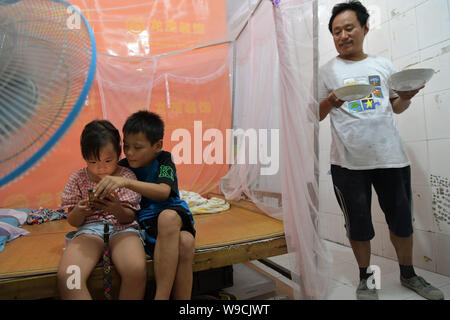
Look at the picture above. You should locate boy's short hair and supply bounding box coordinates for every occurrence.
[123,111,164,145]
[81,120,121,160]
[328,0,370,33]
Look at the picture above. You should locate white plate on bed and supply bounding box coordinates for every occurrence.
[333,84,375,102]
[388,68,434,91]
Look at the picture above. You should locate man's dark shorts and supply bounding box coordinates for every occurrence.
[331,165,413,241]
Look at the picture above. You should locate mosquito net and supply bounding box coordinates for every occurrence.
[0,0,332,299]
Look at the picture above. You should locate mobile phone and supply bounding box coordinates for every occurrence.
[88,189,95,202]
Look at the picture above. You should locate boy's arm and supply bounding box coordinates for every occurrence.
[95,176,171,201]
[122,178,171,201]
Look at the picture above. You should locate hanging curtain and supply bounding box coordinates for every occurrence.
[220,0,332,299]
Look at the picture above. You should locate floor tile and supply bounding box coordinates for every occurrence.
[413,267,450,288]
[246,241,450,300]
[325,282,357,300]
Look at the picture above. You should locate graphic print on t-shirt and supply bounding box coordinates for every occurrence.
[159,165,175,182]
[347,75,383,114]
[369,75,381,86]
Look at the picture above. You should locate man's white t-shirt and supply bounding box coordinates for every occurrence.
[319,55,410,170]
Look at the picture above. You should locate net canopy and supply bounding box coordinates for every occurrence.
[0,0,332,299]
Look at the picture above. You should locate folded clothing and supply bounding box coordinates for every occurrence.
[0,218,30,252]
[0,208,28,226]
[26,208,67,225]
[180,190,230,215]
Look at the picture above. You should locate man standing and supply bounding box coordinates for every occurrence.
[319,1,444,300]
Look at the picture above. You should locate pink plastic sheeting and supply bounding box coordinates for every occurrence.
[220,0,332,299]
[76,0,233,195]
[94,44,232,194]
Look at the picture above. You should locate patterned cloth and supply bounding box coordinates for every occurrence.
[26,208,67,225]
[61,167,141,231]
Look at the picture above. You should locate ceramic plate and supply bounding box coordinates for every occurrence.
[333,84,375,102]
[388,68,434,91]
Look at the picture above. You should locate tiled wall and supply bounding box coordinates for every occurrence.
[318,0,450,276]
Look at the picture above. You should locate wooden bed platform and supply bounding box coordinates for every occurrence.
[0,197,286,299]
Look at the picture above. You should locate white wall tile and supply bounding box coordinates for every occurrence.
[372,187,387,224]
[328,214,346,245]
[318,212,329,239]
[319,151,331,181]
[417,41,450,95]
[428,139,450,179]
[448,0,450,18]
[413,230,437,272]
[318,28,335,57]
[390,9,419,60]
[319,118,331,151]
[372,222,385,256]
[318,50,338,66]
[342,230,350,247]
[435,233,450,276]
[416,0,450,50]
[430,171,450,235]
[433,211,450,236]
[327,213,343,244]
[424,90,450,140]
[412,185,436,232]
[318,0,337,56]
[381,226,398,260]
[319,179,341,214]
[387,0,420,16]
[362,0,390,25]
[366,21,391,57]
[393,51,421,70]
[405,141,430,185]
[396,95,427,142]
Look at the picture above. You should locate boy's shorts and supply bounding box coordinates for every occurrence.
[331,165,414,241]
[66,221,146,246]
[139,206,196,257]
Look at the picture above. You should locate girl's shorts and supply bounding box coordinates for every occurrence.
[66,221,146,247]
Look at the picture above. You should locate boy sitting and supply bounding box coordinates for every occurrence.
[95,111,196,300]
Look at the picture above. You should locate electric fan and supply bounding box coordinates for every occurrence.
[0,0,96,187]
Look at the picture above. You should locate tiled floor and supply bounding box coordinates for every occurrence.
[250,240,450,300]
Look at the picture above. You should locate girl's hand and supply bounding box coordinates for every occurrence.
[76,199,95,217]
[92,192,123,217]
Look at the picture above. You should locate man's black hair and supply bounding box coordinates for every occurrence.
[81,120,121,160]
[328,0,370,33]
[123,111,164,145]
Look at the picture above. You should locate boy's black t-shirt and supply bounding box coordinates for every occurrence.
[118,150,192,221]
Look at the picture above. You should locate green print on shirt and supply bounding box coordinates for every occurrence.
[159,165,175,182]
